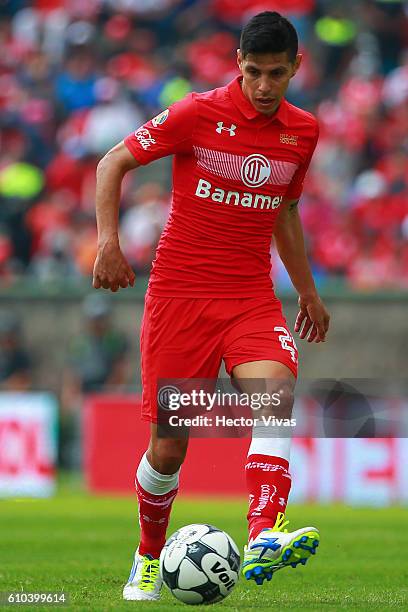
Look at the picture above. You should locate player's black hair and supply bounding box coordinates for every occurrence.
[240,11,298,63]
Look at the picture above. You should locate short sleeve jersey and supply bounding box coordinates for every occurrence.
[124,76,319,297]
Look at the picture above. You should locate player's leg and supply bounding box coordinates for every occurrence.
[223,297,319,585]
[235,360,295,539]
[234,360,319,584]
[136,424,188,560]
[124,294,223,600]
[123,425,189,601]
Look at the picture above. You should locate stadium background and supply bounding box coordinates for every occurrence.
[0,0,407,608]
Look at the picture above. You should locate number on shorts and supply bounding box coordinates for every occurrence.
[274,326,297,363]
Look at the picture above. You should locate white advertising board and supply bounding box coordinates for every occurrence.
[0,393,58,497]
[290,438,408,506]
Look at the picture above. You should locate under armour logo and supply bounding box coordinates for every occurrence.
[216,122,236,136]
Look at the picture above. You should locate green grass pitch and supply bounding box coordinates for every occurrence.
[1,478,407,611]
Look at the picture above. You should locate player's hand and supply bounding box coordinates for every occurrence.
[92,235,135,293]
[294,293,330,343]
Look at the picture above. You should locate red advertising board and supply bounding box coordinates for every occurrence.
[83,395,248,495]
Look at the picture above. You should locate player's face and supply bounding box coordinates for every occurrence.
[237,50,301,116]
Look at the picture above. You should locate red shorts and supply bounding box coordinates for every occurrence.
[140,293,298,422]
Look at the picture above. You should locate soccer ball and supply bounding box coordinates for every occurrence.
[160,524,240,605]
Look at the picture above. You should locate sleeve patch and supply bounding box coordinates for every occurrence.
[152,109,169,127]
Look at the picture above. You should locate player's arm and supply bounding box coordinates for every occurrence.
[93,142,138,292]
[273,199,330,343]
[93,95,196,293]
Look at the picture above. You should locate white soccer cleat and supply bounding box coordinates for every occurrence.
[123,548,163,601]
[242,512,320,585]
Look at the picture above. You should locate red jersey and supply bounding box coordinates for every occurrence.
[124,76,318,297]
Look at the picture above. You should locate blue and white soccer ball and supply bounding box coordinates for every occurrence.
[160,524,240,605]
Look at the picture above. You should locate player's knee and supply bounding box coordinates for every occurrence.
[260,383,294,418]
[148,437,188,474]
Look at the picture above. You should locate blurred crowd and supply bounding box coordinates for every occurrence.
[0,0,408,290]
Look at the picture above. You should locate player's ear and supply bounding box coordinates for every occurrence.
[237,49,243,70]
[291,53,302,77]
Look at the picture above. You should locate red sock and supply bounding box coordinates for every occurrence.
[135,477,178,558]
[245,453,292,541]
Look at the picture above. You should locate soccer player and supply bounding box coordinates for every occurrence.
[93,11,330,601]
